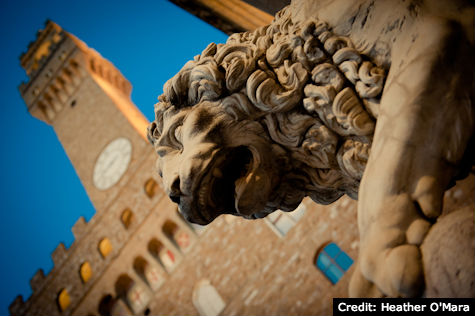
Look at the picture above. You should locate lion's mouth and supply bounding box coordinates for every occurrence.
[195,146,253,223]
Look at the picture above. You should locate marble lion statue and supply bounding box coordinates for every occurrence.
[148,0,474,297]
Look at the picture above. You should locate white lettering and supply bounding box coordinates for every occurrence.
[338,302,377,312]
[440,303,471,312]
[381,303,391,311]
[338,302,347,312]
[443,303,452,311]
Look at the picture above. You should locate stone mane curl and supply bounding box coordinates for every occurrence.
[148,6,387,202]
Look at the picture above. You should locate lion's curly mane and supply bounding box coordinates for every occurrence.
[148,6,387,204]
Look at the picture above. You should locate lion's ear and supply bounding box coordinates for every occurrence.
[147,121,160,145]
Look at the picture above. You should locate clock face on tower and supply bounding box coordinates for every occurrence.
[93,137,132,190]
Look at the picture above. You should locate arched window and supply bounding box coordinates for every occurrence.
[147,238,163,258]
[162,220,192,252]
[127,283,151,313]
[98,294,114,316]
[147,238,177,272]
[98,237,113,258]
[57,288,71,312]
[98,294,132,316]
[115,274,133,293]
[133,256,164,291]
[192,280,226,316]
[80,261,93,283]
[115,274,151,314]
[315,242,354,284]
[62,67,74,82]
[69,59,79,71]
[115,274,134,299]
[160,246,176,271]
[144,178,159,198]
[121,208,134,229]
[264,202,306,237]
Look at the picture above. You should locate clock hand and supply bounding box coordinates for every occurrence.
[104,155,119,172]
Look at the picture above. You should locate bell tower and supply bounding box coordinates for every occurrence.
[19,20,151,212]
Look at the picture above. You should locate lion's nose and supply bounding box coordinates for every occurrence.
[168,177,181,204]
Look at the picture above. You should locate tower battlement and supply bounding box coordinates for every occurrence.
[9,217,91,315]
[19,21,134,126]
[30,269,46,292]
[9,295,25,316]
[19,20,64,79]
[72,216,88,239]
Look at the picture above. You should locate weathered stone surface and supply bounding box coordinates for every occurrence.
[422,207,475,298]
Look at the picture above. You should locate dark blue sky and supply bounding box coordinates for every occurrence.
[0,1,227,314]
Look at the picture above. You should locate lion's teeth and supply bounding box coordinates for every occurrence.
[213,168,223,178]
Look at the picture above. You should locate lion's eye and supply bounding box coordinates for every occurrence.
[156,146,173,157]
[156,120,183,152]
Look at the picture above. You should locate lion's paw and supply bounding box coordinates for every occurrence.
[354,193,435,297]
[349,261,384,297]
[352,237,426,297]
[376,244,424,297]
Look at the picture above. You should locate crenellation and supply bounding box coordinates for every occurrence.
[49,33,63,53]
[20,24,77,96]
[51,242,68,267]
[72,216,87,240]
[21,22,65,78]
[18,82,27,94]
[30,268,46,292]
[8,295,26,316]
[19,44,89,125]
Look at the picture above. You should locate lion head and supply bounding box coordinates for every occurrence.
[148,7,386,225]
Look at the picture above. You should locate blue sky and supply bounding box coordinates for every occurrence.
[0,1,227,314]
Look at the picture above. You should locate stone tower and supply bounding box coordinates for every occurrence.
[9,20,366,316]
[18,20,150,212]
